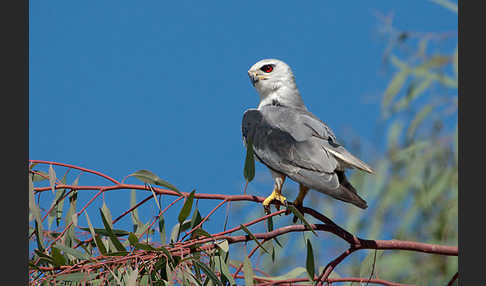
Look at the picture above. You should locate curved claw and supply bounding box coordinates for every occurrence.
[262,190,287,212]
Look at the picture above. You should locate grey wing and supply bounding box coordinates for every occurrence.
[242,107,367,207]
[265,106,374,174]
[242,107,340,189]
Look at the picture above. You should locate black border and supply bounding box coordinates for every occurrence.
[2,0,28,283]
[458,0,478,285]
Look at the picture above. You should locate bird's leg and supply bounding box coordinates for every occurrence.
[291,184,309,223]
[262,175,287,213]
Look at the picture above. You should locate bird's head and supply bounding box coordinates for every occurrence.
[248,59,296,95]
[248,59,305,109]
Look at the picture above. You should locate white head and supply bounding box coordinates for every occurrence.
[247,59,307,110]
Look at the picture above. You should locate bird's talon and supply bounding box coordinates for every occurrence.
[262,191,287,212]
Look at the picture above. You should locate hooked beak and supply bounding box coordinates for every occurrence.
[248,70,265,87]
[248,70,258,86]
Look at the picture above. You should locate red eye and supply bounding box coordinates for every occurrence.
[260,64,273,73]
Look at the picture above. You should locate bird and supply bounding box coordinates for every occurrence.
[242,58,374,215]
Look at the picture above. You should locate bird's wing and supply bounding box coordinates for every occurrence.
[265,106,375,174]
[242,107,339,184]
[242,107,369,207]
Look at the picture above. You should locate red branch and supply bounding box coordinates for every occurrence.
[28,161,458,286]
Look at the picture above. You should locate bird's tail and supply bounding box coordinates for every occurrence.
[334,171,367,209]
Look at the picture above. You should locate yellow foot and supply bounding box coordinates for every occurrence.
[262,191,287,212]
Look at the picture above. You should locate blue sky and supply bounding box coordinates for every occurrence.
[30,0,457,252]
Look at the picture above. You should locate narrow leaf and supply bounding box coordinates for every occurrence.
[128,232,139,246]
[305,239,315,281]
[126,268,139,286]
[193,261,223,286]
[287,205,317,236]
[130,190,142,233]
[56,272,98,283]
[51,247,67,266]
[48,164,56,194]
[382,69,409,109]
[429,0,458,13]
[99,208,126,252]
[267,216,282,247]
[32,170,48,182]
[128,170,182,195]
[190,208,203,229]
[78,227,129,237]
[85,210,107,255]
[159,215,166,244]
[243,138,255,182]
[148,184,161,211]
[178,190,196,224]
[55,244,90,260]
[254,267,307,281]
[240,224,269,254]
[243,256,255,286]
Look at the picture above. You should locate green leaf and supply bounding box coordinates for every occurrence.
[243,138,255,182]
[32,170,48,182]
[79,227,129,237]
[34,249,55,264]
[33,221,45,252]
[29,174,44,250]
[134,242,156,251]
[286,205,317,236]
[126,268,139,286]
[156,246,175,266]
[429,0,458,13]
[266,216,282,247]
[192,228,212,239]
[130,190,142,233]
[128,169,182,195]
[54,244,90,260]
[51,247,67,267]
[57,169,70,227]
[214,250,236,286]
[239,224,269,254]
[382,68,409,110]
[190,208,203,230]
[48,169,69,229]
[420,55,450,69]
[254,267,307,281]
[64,184,78,248]
[243,255,255,286]
[48,164,56,194]
[407,104,434,139]
[305,239,315,281]
[178,190,196,224]
[128,232,139,246]
[170,220,191,243]
[194,261,224,286]
[393,78,433,112]
[216,240,229,253]
[391,141,430,162]
[101,202,113,228]
[56,272,98,282]
[148,184,161,211]
[387,121,404,149]
[84,211,107,255]
[159,215,166,244]
[99,208,126,252]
